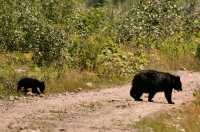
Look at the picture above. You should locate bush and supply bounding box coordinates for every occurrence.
[72,8,107,38]
[63,35,147,80]
[86,0,106,7]
[115,0,197,47]
[0,0,71,66]
[65,35,102,70]
[31,25,68,66]
[96,43,146,80]
[40,0,74,23]
[0,0,200,95]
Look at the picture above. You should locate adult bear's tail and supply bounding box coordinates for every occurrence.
[130,75,140,99]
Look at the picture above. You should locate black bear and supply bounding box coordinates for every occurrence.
[130,70,182,104]
[17,78,45,95]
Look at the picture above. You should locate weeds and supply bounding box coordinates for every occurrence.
[131,91,200,132]
[0,0,200,97]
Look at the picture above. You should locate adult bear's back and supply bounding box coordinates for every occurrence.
[132,70,174,90]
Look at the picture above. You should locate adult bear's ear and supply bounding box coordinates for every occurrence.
[41,81,45,85]
[176,76,180,79]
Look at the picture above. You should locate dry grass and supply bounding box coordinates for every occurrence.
[1,44,200,97]
[132,91,200,132]
[145,49,200,71]
[0,53,126,97]
[46,70,100,93]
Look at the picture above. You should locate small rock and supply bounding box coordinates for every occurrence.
[15,67,28,73]
[64,92,69,96]
[116,104,127,108]
[14,96,20,100]
[176,117,182,120]
[180,67,187,71]
[181,102,186,105]
[109,99,115,102]
[180,128,185,132]
[86,82,93,88]
[26,92,34,96]
[39,94,45,97]
[7,123,15,129]
[78,87,82,91]
[69,92,75,95]
[175,124,181,128]
[0,95,4,99]
[9,96,15,101]
[59,128,65,132]
[20,129,41,132]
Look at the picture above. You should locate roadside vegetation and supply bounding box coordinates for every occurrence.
[131,91,200,132]
[0,0,200,96]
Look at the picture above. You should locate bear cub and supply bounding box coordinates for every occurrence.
[17,78,45,95]
[130,70,182,104]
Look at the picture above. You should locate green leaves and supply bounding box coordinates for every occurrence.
[118,0,197,47]
[0,0,71,66]
[0,0,199,81]
[96,44,146,80]
[32,24,68,66]
[72,8,106,38]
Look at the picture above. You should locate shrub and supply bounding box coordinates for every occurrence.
[72,8,106,38]
[96,43,146,80]
[117,0,181,46]
[31,25,68,66]
[0,0,70,66]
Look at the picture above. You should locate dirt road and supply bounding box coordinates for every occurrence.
[0,71,200,132]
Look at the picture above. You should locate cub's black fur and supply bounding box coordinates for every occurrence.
[17,78,45,95]
[130,70,182,104]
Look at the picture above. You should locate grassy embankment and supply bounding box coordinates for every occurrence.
[131,91,200,132]
[0,0,200,97]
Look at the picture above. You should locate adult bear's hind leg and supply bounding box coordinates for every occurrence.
[23,87,28,95]
[148,91,156,102]
[130,86,143,101]
[134,90,143,101]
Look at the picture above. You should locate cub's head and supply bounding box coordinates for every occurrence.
[173,75,182,91]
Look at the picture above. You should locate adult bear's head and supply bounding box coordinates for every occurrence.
[173,75,182,91]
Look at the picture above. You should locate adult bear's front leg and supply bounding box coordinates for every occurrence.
[23,87,28,95]
[164,89,174,104]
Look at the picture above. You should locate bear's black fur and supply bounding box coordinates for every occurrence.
[17,78,45,95]
[130,70,182,104]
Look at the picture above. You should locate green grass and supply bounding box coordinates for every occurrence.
[1,34,200,97]
[145,49,200,71]
[131,91,200,132]
[145,34,200,71]
[133,118,180,132]
[0,53,128,97]
[1,45,200,98]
